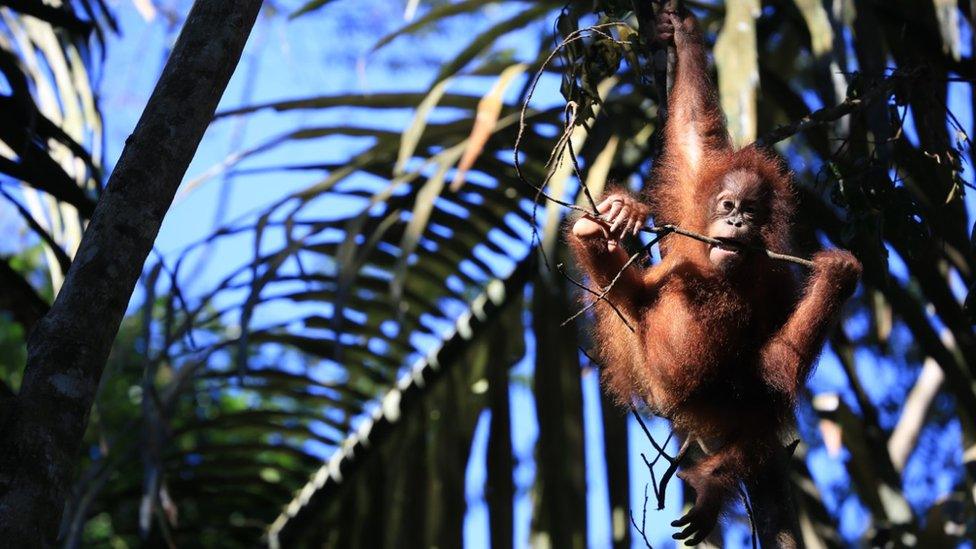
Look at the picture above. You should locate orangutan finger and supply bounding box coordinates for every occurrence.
[611,206,631,233]
[631,219,642,235]
[671,512,693,528]
[672,523,697,541]
[686,528,709,546]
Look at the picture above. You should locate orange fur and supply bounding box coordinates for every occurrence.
[567,7,861,544]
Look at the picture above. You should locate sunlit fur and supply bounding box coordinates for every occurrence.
[652,146,796,258]
[567,8,861,543]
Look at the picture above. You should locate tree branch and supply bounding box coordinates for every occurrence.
[0,0,264,543]
[557,263,635,332]
[641,224,816,268]
[754,75,900,147]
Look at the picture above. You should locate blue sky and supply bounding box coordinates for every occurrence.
[62,0,976,546]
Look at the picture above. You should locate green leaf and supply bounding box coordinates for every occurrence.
[430,4,552,86]
[216,92,481,118]
[289,0,341,20]
[395,77,455,175]
[391,142,468,302]
[370,0,491,52]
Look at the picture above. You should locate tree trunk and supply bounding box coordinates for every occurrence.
[531,274,588,549]
[600,396,630,549]
[746,450,803,549]
[486,322,515,549]
[0,0,263,544]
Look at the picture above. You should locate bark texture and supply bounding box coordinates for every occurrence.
[0,0,263,543]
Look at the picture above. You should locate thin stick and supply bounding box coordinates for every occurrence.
[631,407,691,509]
[564,102,599,215]
[631,407,675,463]
[655,437,690,510]
[642,224,817,269]
[564,202,817,268]
[516,24,905,282]
[630,484,655,549]
[557,263,635,332]
[561,232,668,327]
[513,23,629,207]
[754,75,900,147]
[560,219,814,330]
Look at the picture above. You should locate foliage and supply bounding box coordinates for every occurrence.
[0,0,107,311]
[0,0,973,547]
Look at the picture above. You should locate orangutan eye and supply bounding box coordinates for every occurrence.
[721,200,734,211]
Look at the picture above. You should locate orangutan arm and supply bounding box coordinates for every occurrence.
[762,250,862,396]
[568,189,660,320]
[657,8,731,178]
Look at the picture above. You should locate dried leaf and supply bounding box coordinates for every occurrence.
[450,63,527,191]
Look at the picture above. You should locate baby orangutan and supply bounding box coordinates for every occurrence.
[568,8,861,546]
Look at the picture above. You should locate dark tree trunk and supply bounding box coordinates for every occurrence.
[487,309,516,549]
[0,0,263,544]
[600,395,630,549]
[531,274,588,549]
[745,445,803,549]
